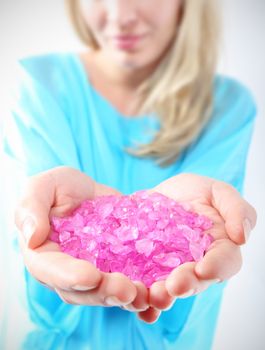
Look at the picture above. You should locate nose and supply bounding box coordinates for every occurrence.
[106,0,138,29]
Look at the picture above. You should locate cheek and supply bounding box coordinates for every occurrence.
[144,0,182,31]
[82,4,107,37]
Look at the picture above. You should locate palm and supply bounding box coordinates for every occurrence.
[153,173,228,242]
[18,167,142,310]
[17,168,255,324]
[137,173,245,323]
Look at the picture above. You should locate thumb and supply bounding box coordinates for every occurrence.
[15,173,55,249]
[94,183,122,197]
[15,197,52,249]
[211,181,257,245]
[15,177,122,249]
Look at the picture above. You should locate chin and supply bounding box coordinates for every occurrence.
[120,61,139,70]
[115,55,153,72]
[111,56,138,70]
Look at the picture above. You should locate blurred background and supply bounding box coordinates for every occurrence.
[0,1,264,349]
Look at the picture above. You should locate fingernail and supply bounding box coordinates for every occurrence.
[72,285,97,291]
[178,289,195,298]
[123,304,149,312]
[104,296,124,306]
[22,217,36,243]
[122,304,137,311]
[243,218,252,241]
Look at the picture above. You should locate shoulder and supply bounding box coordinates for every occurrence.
[19,51,79,76]
[3,52,76,96]
[3,52,88,120]
[16,52,82,94]
[213,75,257,122]
[2,53,80,129]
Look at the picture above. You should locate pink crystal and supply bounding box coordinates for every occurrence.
[135,239,154,257]
[50,191,214,287]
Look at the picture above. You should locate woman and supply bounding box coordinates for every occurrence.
[1,0,257,349]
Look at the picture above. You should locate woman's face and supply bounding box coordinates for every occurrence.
[80,0,183,70]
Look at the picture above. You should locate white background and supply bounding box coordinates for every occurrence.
[0,1,264,349]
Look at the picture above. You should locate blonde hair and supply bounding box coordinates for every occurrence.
[65,0,221,166]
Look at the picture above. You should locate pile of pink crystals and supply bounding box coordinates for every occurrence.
[50,191,213,287]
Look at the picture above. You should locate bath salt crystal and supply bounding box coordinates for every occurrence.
[50,190,214,287]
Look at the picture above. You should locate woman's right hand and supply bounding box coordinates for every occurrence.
[15,166,149,312]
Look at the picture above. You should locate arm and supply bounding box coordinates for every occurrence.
[3,62,149,321]
[180,76,257,195]
[145,77,257,315]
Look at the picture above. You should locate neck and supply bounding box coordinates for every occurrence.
[80,49,160,116]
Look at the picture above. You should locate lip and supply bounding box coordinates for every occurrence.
[111,34,144,50]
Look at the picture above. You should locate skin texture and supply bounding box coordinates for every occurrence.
[78,0,183,116]
[13,1,257,325]
[80,0,182,71]
[15,167,256,323]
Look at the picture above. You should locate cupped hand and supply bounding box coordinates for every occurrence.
[15,169,257,324]
[139,173,257,322]
[15,166,149,313]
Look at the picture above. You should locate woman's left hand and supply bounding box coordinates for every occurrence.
[137,173,257,323]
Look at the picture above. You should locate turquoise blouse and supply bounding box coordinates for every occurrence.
[1,52,256,350]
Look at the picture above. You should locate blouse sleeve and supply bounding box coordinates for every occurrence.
[179,76,257,193]
[1,60,83,340]
[2,60,80,177]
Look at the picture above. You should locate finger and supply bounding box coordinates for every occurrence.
[15,167,95,249]
[54,287,102,305]
[54,288,77,304]
[20,238,102,291]
[50,182,121,219]
[165,262,198,297]
[122,281,149,312]
[94,183,122,197]
[100,272,137,306]
[165,263,219,296]
[166,239,241,297]
[211,181,257,244]
[165,262,219,297]
[194,238,242,281]
[53,272,137,306]
[15,173,55,249]
[14,170,73,249]
[15,168,122,249]
[137,307,161,324]
[149,280,175,310]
